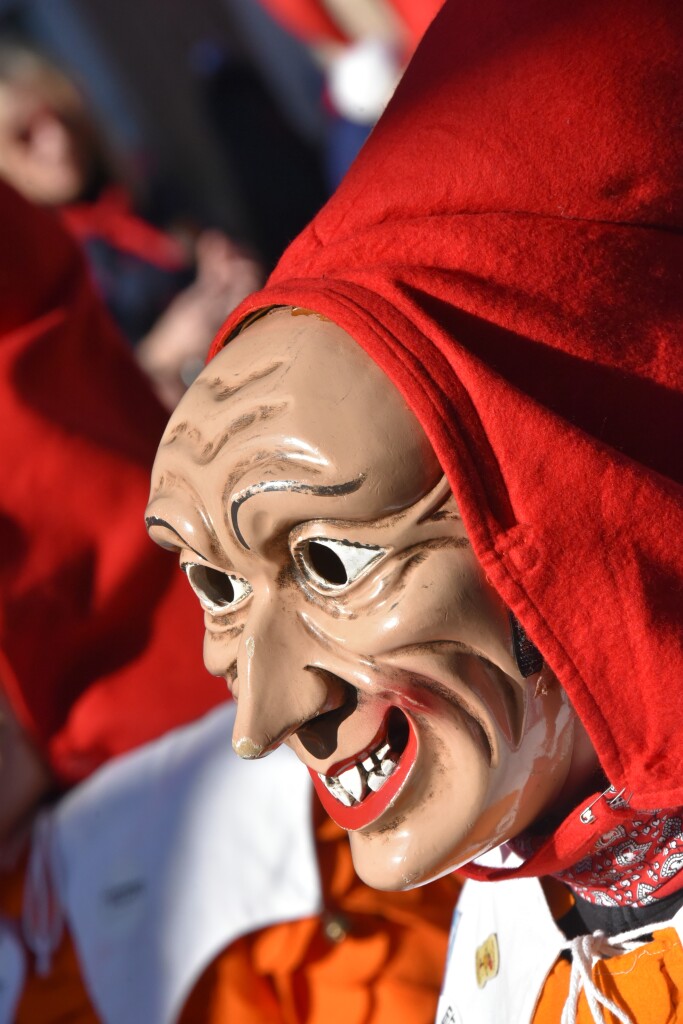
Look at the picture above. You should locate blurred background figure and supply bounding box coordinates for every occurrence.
[258,0,444,186]
[0,0,445,280]
[0,0,446,408]
[0,38,264,409]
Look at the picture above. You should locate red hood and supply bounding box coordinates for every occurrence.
[0,184,223,785]
[210,0,683,819]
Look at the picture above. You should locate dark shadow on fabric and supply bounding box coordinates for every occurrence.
[418,295,683,484]
[0,514,28,575]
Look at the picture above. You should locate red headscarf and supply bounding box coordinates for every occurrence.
[0,184,222,785]
[212,0,683,831]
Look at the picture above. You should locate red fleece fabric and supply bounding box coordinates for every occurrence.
[211,0,683,819]
[0,184,222,784]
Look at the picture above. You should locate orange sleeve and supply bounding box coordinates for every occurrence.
[180,804,461,1024]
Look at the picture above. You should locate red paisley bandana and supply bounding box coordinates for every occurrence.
[498,789,683,909]
[558,807,683,909]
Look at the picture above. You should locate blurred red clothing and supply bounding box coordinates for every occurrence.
[0,181,219,785]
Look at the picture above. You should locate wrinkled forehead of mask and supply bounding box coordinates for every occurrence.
[150,308,444,529]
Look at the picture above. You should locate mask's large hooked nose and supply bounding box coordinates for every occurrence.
[231,595,349,759]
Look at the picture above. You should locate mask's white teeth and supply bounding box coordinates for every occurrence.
[320,774,355,806]
[338,765,365,803]
[320,734,403,806]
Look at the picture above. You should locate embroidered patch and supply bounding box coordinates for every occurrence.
[475,933,500,988]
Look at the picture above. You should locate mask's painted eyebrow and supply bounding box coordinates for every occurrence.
[203,360,284,403]
[145,516,209,561]
[230,475,366,550]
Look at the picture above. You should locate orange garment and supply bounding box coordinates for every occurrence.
[180,805,460,1024]
[0,853,98,1024]
[2,805,458,1024]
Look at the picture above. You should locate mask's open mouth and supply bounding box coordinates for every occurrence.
[309,707,417,830]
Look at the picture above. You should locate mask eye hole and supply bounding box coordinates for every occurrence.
[296,538,385,591]
[308,541,348,585]
[182,562,252,614]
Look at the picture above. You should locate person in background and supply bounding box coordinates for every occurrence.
[257,0,443,186]
[0,180,458,1023]
[0,40,263,409]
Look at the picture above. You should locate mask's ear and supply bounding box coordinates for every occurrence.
[510,613,543,677]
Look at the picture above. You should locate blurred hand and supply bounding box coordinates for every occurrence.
[135,231,264,410]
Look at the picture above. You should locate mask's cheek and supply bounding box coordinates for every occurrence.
[345,709,493,890]
[343,545,516,679]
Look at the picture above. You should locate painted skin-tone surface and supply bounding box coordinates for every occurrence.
[147,308,596,890]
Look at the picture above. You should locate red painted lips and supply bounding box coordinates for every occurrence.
[309,713,418,830]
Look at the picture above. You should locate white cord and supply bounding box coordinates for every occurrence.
[21,812,63,977]
[560,919,676,1024]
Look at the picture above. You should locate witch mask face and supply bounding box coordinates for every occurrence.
[147,308,578,889]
